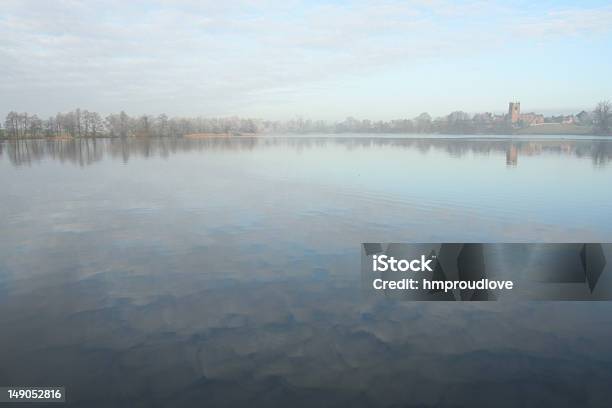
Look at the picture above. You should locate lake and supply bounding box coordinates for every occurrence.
[1,135,612,407]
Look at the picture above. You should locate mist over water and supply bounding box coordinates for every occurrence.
[2,135,612,407]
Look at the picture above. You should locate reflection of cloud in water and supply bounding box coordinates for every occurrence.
[2,267,612,406]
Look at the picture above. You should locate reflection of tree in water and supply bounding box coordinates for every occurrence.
[590,141,612,167]
[2,136,612,167]
[3,138,105,167]
[2,137,261,167]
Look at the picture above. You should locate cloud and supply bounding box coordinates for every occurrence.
[509,6,612,39]
[0,1,611,118]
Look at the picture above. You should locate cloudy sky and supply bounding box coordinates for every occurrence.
[1,0,612,120]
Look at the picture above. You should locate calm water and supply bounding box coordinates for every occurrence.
[1,135,612,407]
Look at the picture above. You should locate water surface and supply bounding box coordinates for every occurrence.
[1,135,612,407]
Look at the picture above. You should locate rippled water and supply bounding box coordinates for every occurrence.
[1,135,612,407]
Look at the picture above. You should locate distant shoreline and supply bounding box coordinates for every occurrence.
[0,132,254,141]
[1,132,608,142]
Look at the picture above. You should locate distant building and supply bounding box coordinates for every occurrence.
[506,102,544,126]
[508,101,521,123]
[576,110,592,125]
[520,112,544,126]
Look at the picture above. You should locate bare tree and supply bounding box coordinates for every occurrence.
[29,115,43,138]
[593,101,611,135]
[157,114,168,137]
[75,108,83,137]
[88,112,104,137]
[5,111,19,138]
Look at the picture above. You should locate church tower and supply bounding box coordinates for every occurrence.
[508,101,520,123]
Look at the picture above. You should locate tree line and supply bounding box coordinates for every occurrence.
[1,101,610,139]
[1,110,259,139]
[243,100,609,135]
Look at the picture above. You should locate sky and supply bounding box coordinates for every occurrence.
[1,0,612,121]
